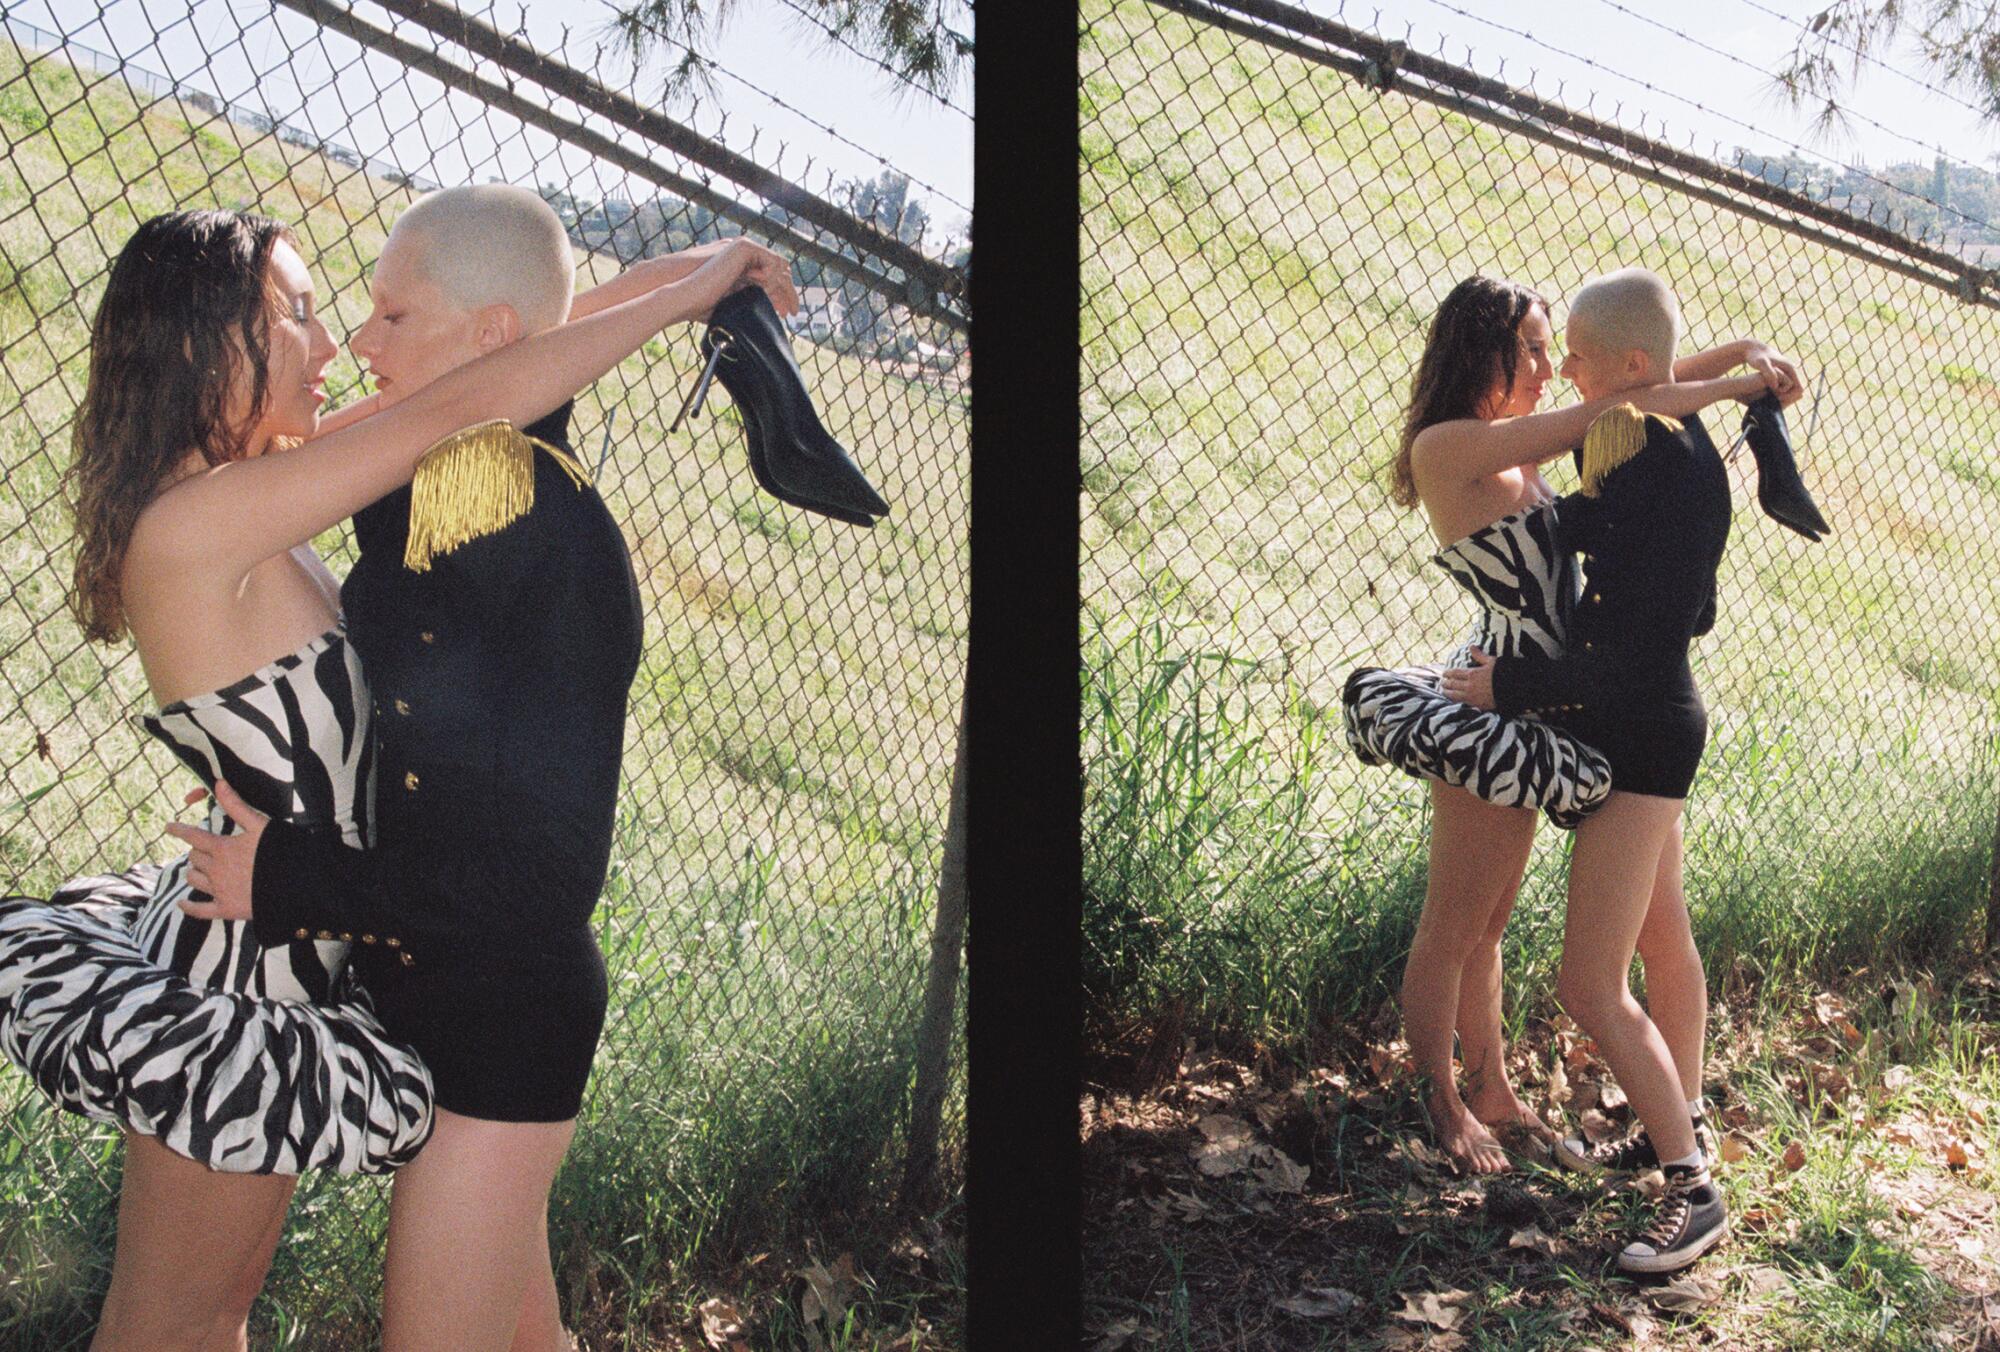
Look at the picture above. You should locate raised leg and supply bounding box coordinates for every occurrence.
[92,1131,296,1352]
[380,1108,577,1352]
[1403,782,1538,1173]
[1557,792,1697,1165]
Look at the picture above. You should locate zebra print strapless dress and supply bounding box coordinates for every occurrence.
[1342,503,1613,829]
[0,624,433,1173]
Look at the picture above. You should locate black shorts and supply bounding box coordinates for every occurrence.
[365,928,608,1123]
[1563,691,1709,801]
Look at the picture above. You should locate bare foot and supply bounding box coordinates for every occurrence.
[1428,1098,1513,1175]
[1468,1087,1553,1140]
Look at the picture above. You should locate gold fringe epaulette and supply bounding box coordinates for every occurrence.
[1579,403,1681,497]
[404,419,592,573]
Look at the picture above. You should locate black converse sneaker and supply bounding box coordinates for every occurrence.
[1617,1163,1728,1275]
[1555,1113,1714,1174]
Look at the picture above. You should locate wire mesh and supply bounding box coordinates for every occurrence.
[0,0,966,1343]
[1080,0,2000,1051]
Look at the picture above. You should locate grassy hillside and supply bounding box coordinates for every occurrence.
[0,30,963,1350]
[1080,0,2000,1046]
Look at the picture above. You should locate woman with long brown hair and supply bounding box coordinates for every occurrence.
[0,206,785,1348]
[1342,274,1798,1173]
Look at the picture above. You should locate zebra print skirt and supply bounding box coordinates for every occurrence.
[0,864,433,1174]
[1342,658,1613,829]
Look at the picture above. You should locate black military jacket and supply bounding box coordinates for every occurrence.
[249,401,643,984]
[1491,409,1730,718]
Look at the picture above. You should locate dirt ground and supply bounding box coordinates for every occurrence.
[1083,970,2000,1351]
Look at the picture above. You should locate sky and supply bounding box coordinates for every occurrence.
[1364,0,1999,179]
[1,0,972,252]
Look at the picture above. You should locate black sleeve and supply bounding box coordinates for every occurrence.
[251,820,449,960]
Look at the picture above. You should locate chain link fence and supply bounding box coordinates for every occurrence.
[0,0,967,1343]
[1081,0,2000,1059]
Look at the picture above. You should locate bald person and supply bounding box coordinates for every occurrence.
[1444,267,1733,1275]
[177,184,796,1349]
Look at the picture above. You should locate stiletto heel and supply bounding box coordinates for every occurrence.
[701,287,890,524]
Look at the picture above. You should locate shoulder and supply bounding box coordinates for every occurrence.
[1579,404,1688,496]
[1407,416,1483,490]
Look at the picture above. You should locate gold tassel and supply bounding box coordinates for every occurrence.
[1579,403,1681,497]
[403,420,592,573]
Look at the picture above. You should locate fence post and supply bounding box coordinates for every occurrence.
[1988,792,2000,954]
[902,683,968,1212]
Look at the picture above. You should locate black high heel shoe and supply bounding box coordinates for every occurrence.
[1741,391,1829,541]
[686,287,890,525]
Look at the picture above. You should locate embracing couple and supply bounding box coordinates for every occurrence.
[0,187,796,1348]
[1345,267,1821,1275]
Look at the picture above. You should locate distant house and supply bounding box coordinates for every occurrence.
[791,286,844,341]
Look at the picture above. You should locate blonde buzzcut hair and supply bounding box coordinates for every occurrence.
[390,184,575,335]
[1567,267,1680,377]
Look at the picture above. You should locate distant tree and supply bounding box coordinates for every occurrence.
[604,0,971,108]
[845,168,930,246]
[1773,3,2000,141]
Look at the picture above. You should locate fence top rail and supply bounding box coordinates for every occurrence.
[270,0,967,337]
[355,0,968,316]
[1154,0,2000,311]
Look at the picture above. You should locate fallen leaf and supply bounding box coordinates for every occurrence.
[1597,1079,1628,1114]
[1886,1122,1919,1147]
[1395,1289,1472,1330]
[1646,1275,1719,1314]
[1253,1153,1310,1195]
[1547,1055,1572,1107]
[1580,1109,1618,1144]
[698,1297,749,1350]
[1720,1135,1750,1164]
[1191,1115,1257,1176]
[1507,1225,1559,1256]
[1632,1169,1669,1201]
[1398,1136,1451,1175]
[1742,1265,1790,1297]
[1945,1139,1971,1170]
[1274,1285,1357,1319]
[1090,1316,1141,1351]
[1368,1042,1409,1082]
[1957,1234,1985,1260]
[1782,1139,1807,1172]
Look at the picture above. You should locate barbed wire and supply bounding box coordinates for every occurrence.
[1405,0,2000,241]
[1731,0,2000,127]
[1586,0,2000,185]
[587,0,970,218]
[763,0,973,121]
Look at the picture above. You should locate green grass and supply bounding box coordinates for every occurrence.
[0,31,964,1350]
[1080,0,2000,1059]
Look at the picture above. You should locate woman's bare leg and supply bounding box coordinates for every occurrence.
[92,1132,296,1352]
[1456,863,1549,1136]
[1402,782,1537,1173]
[381,1108,575,1352]
[1634,815,1706,1101]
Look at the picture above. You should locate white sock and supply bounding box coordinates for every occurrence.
[1661,1148,1704,1171]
